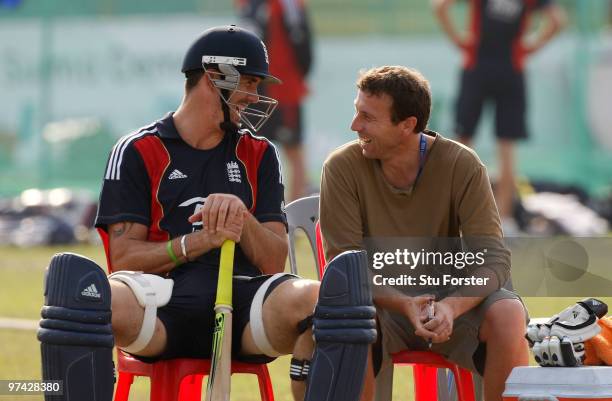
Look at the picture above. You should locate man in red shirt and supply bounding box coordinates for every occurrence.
[236,0,314,201]
[434,0,566,234]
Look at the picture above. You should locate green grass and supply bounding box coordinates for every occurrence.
[1,238,610,400]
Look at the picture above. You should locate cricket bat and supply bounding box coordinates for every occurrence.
[206,240,236,401]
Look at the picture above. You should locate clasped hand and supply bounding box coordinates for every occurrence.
[403,295,454,344]
[188,193,247,247]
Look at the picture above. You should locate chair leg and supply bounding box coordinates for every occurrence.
[437,369,452,401]
[452,367,476,401]
[150,363,183,401]
[255,366,275,401]
[178,375,204,401]
[114,372,134,401]
[413,365,438,401]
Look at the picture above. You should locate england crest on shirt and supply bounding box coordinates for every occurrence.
[487,0,522,22]
[227,161,242,183]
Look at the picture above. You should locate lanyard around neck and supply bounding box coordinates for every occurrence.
[416,133,427,181]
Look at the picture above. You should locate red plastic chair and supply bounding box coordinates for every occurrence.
[391,351,475,401]
[314,221,475,401]
[97,228,275,401]
[114,351,274,401]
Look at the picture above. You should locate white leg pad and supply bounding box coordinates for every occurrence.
[109,271,173,354]
[249,273,294,357]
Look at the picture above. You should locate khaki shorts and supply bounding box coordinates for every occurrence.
[377,288,528,376]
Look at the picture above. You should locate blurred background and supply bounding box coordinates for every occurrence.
[0,0,612,245]
[1,0,611,400]
[1,0,612,240]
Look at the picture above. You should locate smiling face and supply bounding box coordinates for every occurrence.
[350,89,412,160]
[226,75,262,124]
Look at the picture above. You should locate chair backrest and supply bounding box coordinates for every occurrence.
[285,195,320,279]
[96,227,114,273]
[314,221,326,278]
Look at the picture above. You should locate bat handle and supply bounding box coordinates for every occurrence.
[216,240,235,308]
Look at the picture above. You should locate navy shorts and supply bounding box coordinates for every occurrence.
[135,263,295,363]
[455,66,528,141]
[261,102,303,147]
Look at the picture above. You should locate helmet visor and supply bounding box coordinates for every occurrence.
[204,65,278,133]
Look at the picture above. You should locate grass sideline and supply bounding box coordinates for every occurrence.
[1,239,610,400]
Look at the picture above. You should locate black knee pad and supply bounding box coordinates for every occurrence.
[37,253,114,401]
[304,250,376,401]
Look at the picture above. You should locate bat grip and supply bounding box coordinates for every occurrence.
[215,240,236,308]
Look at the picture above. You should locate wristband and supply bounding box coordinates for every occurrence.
[166,240,180,267]
[180,234,190,261]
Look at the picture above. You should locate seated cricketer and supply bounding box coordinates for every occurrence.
[37,25,320,401]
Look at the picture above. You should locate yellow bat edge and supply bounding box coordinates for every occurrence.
[206,240,235,401]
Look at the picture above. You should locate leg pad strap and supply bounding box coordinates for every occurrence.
[108,270,173,354]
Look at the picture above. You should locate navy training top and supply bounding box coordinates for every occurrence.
[463,0,552,71]
[95,113,286,277]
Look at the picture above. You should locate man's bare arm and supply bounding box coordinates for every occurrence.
[239,217,288,275]
[523,4,567,55]
[187,192,287,275]
[432,0,470,50]
[109,222,176,274]
[109,219,242,274]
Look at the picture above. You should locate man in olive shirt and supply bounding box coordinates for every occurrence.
[320,66,528,401]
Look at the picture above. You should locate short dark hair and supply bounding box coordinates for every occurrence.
[185,69,205,93]
[357,66,431,132]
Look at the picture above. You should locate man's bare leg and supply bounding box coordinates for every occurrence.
[496,139,516,220]
[479,298,529,401]
[241,279,320,401]
[110,280,167,357]
[458,136,517,229]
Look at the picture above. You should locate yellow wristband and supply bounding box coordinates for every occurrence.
[166,240,180,267]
